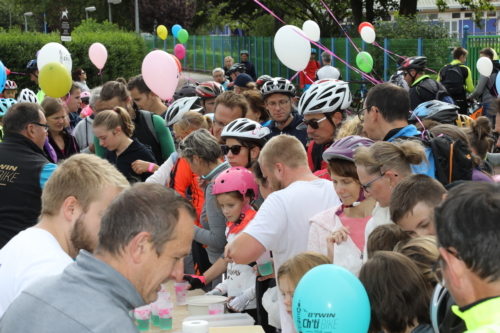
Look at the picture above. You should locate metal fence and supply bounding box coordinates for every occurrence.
[142,33,470,86]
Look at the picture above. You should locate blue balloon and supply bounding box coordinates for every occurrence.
[172,24,182,38]
[292,264,370,333]
[0,61,6,94]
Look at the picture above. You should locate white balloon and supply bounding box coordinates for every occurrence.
[302,20,321,42]
[477,57,493,77]
[360,26,376,44]
[274,25,311,71]
[37,42,72,73]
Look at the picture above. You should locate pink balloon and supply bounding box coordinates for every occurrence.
[88,43,108,70]
[141,50,179,100]
[174,44,186,60]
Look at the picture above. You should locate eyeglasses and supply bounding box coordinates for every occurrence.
[212,118,226,129]
[361,172,385,193]
[431,248,461,287]
[357,105,372,122]
[30,122,50,132]
[213,74,224,78]
[302,116,327,130]
[81,71,86,74]
[266,99,290,109]
[221,145,244,155]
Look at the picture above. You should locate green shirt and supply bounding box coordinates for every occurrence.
[452,296,500,332]
[36,89,45,104]
[437,59,475,93]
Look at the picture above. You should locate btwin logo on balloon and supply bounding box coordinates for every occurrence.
[296,301,337,332]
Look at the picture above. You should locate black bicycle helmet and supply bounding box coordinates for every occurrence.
[226,63,246,75]
[256,75,273,88]
[173,84,197,101]
[410,100,459,125]
[398,56,427,72]
[26,59,38,74]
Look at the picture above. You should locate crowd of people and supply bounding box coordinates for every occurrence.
[0,44,499,333]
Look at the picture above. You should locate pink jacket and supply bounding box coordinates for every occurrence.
[307,204,368,276]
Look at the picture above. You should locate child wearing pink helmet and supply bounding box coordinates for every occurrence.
[208,166,260,320]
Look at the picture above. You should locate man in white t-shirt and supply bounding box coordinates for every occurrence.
[0,154,129,317]
[225,134,340,332]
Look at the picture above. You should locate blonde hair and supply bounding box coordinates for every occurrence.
[335,116,365,140]
[93,107,135,137]
[465,116,494,160]
[173,111,212,138]
[354,140,427,177]
[41,154,129,216]
[259,134,308,171]
[277,252,331,288]
[394,236,439,289]
[236,82,257,92]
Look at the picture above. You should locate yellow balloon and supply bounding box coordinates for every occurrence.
[38,62,72,98]
[157,25,168,40]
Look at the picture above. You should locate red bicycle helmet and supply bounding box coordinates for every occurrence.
[195,81,225,100]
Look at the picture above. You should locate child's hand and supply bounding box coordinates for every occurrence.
[228,293,250,312]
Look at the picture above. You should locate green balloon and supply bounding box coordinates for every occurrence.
[177,29,189,43]
[356,51,373,73]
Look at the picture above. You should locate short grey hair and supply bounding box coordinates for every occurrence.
[95,183,196,257]
[322,51,332,64]
[213,68,225,76]
[89,86,102,110]
[179,128,222,164]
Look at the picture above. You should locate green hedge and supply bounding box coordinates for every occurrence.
[0,23,147,92]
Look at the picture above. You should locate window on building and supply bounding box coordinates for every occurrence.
[428,14,438,20]
[452,13,461,19]
[464,12,473,18]
[445,21,451,31]
[487,11,496,17]
[452,21,458,32]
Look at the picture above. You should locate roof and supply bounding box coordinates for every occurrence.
[418,0,500,10]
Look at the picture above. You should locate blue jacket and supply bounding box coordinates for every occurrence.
[266,112,308,148]
[386,124,436,179]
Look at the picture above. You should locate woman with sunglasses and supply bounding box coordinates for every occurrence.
[353,140,428,259]
[71,68,90,93]
[40,97,79,163]
[307,135,375,275]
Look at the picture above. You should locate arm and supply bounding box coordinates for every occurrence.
[226,233,266,265]
[468,75,488,100]
[299,71,306,88]
[146,155,174,185]
[40,163,57,189]
[152,114,176,160]
[193,183,227,249]
[465,66,475,93]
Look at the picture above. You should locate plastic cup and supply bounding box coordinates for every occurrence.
[158,291,171,302]
[151,302,160,327]
[256,251,274,276]
[158,301,173,330]
[174,280,189,305]
[134,305,151,332]
[208,303,224,315]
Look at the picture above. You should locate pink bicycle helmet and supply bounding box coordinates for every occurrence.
[323,135,374,163]
[212,166,259,213]
[195,81,225,100]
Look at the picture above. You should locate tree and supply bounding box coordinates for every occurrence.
[139,0,196,33]
[437,0,495,29]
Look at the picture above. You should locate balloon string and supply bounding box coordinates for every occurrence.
[181,75,200,84]
[9,72,26,75]
[372,42,438,74]
[289,69,303,82]
[252,0,381,85]
[319,0,360,53]
[98,69,102,76]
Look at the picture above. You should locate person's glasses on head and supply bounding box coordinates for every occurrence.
[357,105,372,122]
[221,145,243,155]
[361,171,385,193]
[431,248,461,287]
[266,99,290,109]
[302,116,327,130]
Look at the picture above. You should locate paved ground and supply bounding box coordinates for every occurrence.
[176,71,214,89]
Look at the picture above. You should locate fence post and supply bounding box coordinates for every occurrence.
[237,37,240,59]
[254,36,258,76]
[418,38,423,56]
[163,39,166,52]
[153,35,156,49]
[193,37,197,70]
[346,38,350,81]
[212,36,216,70]
[362,40,366,51]
[462,25,469,49]
[269,37,273,77]
[384,38,389,81]
[331,38,335,67]
[203,36,206,71]
[221,36,224,68]
[230,37,233,63]
[261,37,265,77]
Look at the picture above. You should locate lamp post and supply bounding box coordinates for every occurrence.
[107,0,122,23]
[135,0,139,35]
[24,12,33,32]
[85,6,96,21]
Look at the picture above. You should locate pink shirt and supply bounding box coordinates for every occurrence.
[337,212,371,251]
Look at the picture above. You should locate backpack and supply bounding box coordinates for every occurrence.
[138,110,158,143]
[485,67,500,98]
[439,64,465,95]
[417,78,455,105]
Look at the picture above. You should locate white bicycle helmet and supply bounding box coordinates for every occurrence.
[164,96,203,126]
[260,77,296,98]
[221,118,270,146]
[17,89,39,104]
[0,98,17,117]
[4,80,17,90]
[298,79,352,115]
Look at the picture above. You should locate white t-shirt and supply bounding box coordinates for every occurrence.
[0,228,73,317]
[243,179,340,332]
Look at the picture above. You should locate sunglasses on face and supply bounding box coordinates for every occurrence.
[302,116,327,130]
[221,145,244,155]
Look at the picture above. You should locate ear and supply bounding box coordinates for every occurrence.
[61,196,82,223]
[114,126,122,135]
[149,91,158,99]
[291,96,298,104]
[442,193,448,201]
[385,170,399,188]
[129,231,153,264]
[126,96,131,105]
[250,146,260,161]
[439,247,465,288]
[193,155,201,166]
[274,162,285,178]
[369,106,380,123]
[332,112,342,126]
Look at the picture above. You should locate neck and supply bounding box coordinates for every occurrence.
[116,137,133,156]
[276,113,293,130]
[344,197,375,218]
[150,99,167,116]
[282,166,317,188]
[204,159,224,176]
[49,129,63,138]
[94,251,129,280]
[459,277,500,307]
[35,216,76,258]
[377,120,409,141]
[128,103,136,119]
